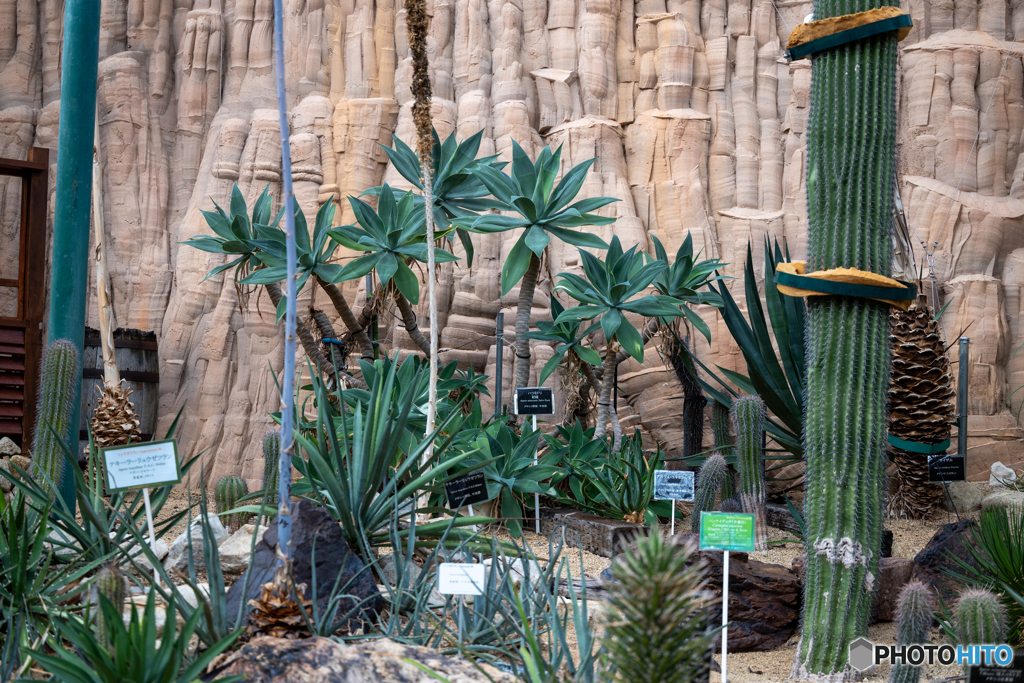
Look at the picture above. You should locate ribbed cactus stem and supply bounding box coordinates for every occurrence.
[692,452,728,533]
[712,400,732,452]
[733,396,767,551]
[791,0,898,679]
[30,340,81,500]
[215,475,250,532]
[955,588,1007,647]
[889,581,934,683]
[95,563,126,652]
[261,429,281,506]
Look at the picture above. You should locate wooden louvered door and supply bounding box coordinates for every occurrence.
[0,148,50,446]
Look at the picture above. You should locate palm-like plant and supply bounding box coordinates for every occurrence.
[553,236,684,450]
[181,186,362,376]
[328,185,459,355]
[458,142,614,389]
[370,129,506,267]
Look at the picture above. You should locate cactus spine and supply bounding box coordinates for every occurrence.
[95,563,126,651]
[261,429,281,506]
[955,588,1006,647]
[791,1,898,678]
[215,475,250,531]
[733,396,767,550]
[30,340,81,500]
[602,529,717,683]
[712,400,736,499]
[889,581,934,683]
[692,452,728,533]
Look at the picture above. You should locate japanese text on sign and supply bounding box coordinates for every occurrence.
[699,512,756,553]
[102,440,181,493]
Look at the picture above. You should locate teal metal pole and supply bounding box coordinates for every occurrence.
[48,0,101,512]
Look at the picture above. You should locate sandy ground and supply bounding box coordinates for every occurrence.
[151,483,989,683]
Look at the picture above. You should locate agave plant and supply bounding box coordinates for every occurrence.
[292,353,492,551]
[28,590,242,683]
[694,239,805,462]
[328,185,459,355]
[457,142,613,389]
[369,128,507,267]
[553,236,685,450]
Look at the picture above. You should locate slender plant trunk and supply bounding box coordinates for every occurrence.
[594,342,618,445]
[394,291,433,356]
[580,355,623,442]
[266,283,368,390]
[315,276,374,361]
[92,115,119,389]
[514,253,541,389]
[791,0,896,678]
[271,0,297,570]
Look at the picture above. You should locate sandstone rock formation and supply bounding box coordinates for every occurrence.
[0,0,1021,484]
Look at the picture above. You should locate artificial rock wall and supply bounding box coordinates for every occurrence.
[0,0,1022,484]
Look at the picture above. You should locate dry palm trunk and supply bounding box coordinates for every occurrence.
[90,117,141,449]
[595,341,623,451]
[886,295,954,519]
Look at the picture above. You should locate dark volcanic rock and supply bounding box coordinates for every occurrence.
[210,636,516,682]
[694,543,801,651]
[225,501,380,632]
[911,520,981,604]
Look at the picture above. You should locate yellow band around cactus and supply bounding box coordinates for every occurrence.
[776,262,915,311]
[787,7,913,53]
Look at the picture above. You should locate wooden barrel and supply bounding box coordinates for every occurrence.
[79,328,159,457]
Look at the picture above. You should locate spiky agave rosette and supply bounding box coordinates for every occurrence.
[90,382,142,450]
[887,296,955,519]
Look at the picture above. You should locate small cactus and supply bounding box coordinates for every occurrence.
[889,580,934,683]
[215,475,250,531]
[955,587,1006,646]
[30,340,81,500]
[261,429,281,506]
[95,563,126,652]
[691,452,728,533]
[732,395,767,550]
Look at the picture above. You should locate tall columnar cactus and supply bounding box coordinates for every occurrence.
[889,581,934,683]
[261,429,281,506]
[29,340,81,500]
[791,1,899,679]
[732,396,768,551]
[215,475,250,531]
[692,452,728,533]
[95,563,126,652]
[711,400,736,499]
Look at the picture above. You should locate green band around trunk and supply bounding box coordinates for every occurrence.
[776,270,918,301]
[887,434,952,455]
[787,14,913,61]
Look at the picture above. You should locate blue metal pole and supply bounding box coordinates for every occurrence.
[49,0,101,512]
[272,0,297,567]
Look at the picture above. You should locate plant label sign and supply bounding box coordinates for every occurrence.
[969,651,1024,683]
[445,470,489,508]
[699,512,756,553]
[438,563,486,596]
[653,470,695,501]
[101,439,181,494]
[928,453,966,482]
[514,387,554,416]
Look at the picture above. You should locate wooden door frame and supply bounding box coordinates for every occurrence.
[0,147,51,442]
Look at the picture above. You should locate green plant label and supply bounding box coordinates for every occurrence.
[699,512,756,552]
[101,439,181,493]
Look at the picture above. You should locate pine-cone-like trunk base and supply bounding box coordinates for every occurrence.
[89,382,143,449]
[247,565,313,640]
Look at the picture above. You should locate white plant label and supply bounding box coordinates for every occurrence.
[438,563,486,596]
[101,439,181,493]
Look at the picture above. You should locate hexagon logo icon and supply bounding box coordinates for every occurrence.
[848,638,875,672]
